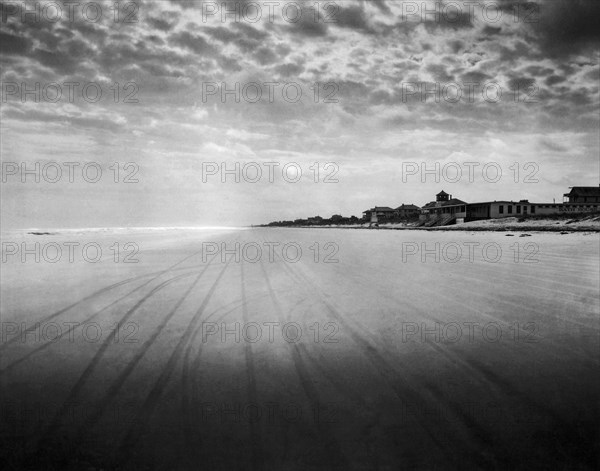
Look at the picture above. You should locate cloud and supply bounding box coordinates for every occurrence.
[274,62,305,77]
[507,77,536,91]
[282,9,329,37]
[426,63,454,82]
[146,13,180,32]
[1,0,598,227]
[0,32,31,55]
[254,46,279,65]
[170,31,217,56]
[533,0,600,57]
[335,5,372,32]
[545,75,566,86]
[369,0,391,15]
[482,25,502,36]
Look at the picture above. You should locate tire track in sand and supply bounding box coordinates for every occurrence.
[71,254,224,443]
[258,257,349,470]
[1,259,220,370]
[276,256,500,469]
[0,269,201,374]
[0,261,216,352]
[240,260,262,471]
[180,296,254,470]
[111,256,232,469]
[33,270,197,455]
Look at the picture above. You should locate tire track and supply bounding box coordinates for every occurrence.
[298,348,394,468]
[306,257,586,462]
[276,256,501,469]
[0,270,201,374]
[240,260,262,471]
[180,296,251,469]
[71,255,222,442]
[33,270,197,455]
[1,262,221,368]
[111,256,232,469]
[0,276,137,351]
[33,243,228,449]
[280,295,391,465]
[258,257,349,470]
[0,264,212,351]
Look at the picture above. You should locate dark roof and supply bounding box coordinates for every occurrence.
[467,200,529,205]
[436,190,449,196]
[423,198,466,207]
[396,204,420,210]
[564,186,600,196]
[363,207,395,213]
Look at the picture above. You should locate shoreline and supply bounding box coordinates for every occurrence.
[264,225,600,233]
[255,218,600,233]
[257,213,600,233]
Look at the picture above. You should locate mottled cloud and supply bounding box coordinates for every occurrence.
[0,0,598,227]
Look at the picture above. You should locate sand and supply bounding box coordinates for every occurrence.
[1,227,599,469]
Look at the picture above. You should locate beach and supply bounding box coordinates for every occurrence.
[1,227,599,469]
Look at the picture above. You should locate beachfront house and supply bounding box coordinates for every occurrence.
[394,204,420,219]
[563,186,600,204]
[362,207,395,222]
[465,200,536,220]
[419,191,467,226]
[361,185,600,227]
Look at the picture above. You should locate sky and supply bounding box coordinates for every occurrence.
[1,0,599,228]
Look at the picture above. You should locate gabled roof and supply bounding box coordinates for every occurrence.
[564,186,600,196]
[468,201,514,205]
[436,190,449,196]
[467,200,530,205]
[373,206,394,211]
[422,199,467,208]
[446,198,466,205]
[396,204,420,210]
[363,207,395,213]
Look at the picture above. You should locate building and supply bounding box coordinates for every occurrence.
[419,191,467,226]
[362,207,395,221]
[466,200,536,221]
[563,186,600,204]
[394,204,420,219]
[360,185,600,227]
